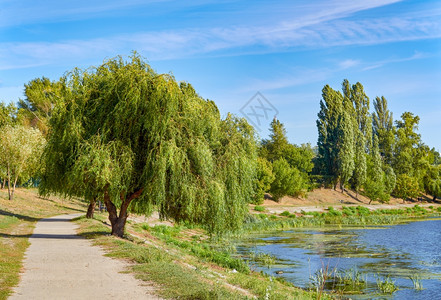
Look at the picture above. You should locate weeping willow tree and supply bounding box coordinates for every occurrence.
[40,54,257,237]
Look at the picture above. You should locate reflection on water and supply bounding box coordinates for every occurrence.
[236,219,441,299]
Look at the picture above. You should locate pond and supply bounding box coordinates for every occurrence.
[236,218,441,299]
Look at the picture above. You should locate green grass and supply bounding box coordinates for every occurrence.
[243,204,441,233]
[0,215,31,300]
[253,205,266,212]
[145,224,250,273]
[76,214,321,299]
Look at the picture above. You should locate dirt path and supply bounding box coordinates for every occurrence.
[10,214,160,299]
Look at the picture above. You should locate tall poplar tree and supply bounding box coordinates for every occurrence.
[372,96,394,165]
[393,112,421,175]
[343,80,370,196]
[317,84,354,190]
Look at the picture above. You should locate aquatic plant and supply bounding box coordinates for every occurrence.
[335,268,367,289]
[248,251,276,268]
[375,275,398,294]
[309,266,334,300]
[409,274,424,290]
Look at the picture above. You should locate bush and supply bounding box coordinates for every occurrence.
[326,206,342,216]
[254,205,265,212]
[342,206,356,216]
[356,206,371,216]
[252,157,275,204]
[280,211,291,217]
[270,158,305,201]
[394,174,420,201]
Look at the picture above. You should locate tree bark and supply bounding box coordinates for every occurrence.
[86,197,97,219]
[103,188,143,237]
[13,177,18,196]
[7,163,12,200]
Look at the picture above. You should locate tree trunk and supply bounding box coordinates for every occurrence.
[1,178,5,189]
[86,197,97,219]
[103,188,143,238]
[7,164,12,200]
[13,177,18,196]
[433,196,437,202]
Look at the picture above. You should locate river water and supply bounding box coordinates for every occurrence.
[236,218,441,299]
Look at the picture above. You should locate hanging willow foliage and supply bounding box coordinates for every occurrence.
[40,54,257,236]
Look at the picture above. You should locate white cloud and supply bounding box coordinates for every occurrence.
[362,52,426,71]
[0,0,173,27]
[1,0,439,69]
[339,59,361,69]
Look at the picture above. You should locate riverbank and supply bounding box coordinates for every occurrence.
[76,212,325,299]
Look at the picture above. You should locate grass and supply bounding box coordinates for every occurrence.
[0,188,86,300]
[254,205,266,212]
[243,204,441,233]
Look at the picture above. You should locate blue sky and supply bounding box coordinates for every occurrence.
[1,0,440,150]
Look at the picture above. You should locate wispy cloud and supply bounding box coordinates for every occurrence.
[362,52,427,71]
[239,68,332,93]
[1,0,439,70]
[0,0,173,27]
[339,59,361,69]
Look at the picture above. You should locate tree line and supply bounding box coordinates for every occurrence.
[254,80,440,204]
[1,55,440,237]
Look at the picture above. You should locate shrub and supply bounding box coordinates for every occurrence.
[394,174,420,200]
[252,157,275,204]
[270,158,305,201]
[280,211,291,217]
[342,206,356,216]
[254,205,265,212]
[356,206,371,216]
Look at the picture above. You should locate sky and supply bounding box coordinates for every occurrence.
[1,0,440,150]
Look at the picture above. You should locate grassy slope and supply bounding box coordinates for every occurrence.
[76,214,325,299]
[0,189,86,300]
[0,188,324,300]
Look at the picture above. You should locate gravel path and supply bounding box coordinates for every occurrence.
[10,214,160,299]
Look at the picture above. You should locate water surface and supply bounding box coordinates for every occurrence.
[236,219,441,299]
